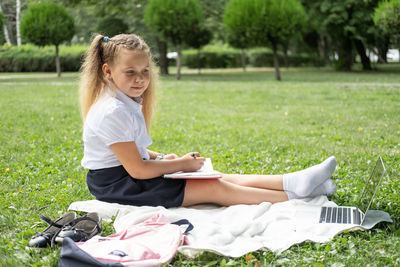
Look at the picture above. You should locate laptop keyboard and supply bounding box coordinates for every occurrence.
[319,207,363,224]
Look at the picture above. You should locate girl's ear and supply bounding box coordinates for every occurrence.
[102,63,112,79]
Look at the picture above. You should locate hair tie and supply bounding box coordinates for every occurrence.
[103,36,110,42]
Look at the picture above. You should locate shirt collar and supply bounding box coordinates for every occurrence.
[114,88,143,111]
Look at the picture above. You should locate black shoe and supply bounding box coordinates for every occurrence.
[27,212,77,248]
[54,212,102,244]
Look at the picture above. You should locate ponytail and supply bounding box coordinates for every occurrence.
[79,34,107,120]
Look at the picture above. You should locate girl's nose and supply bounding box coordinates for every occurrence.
[135,73,144,83]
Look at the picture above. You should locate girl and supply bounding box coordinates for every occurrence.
[79,34,337,208]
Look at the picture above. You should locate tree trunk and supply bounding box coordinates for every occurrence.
[0,4,11,45]
[376,33,390,63]
[1,21,11,45]
[282,44,289,69]
[16,0,21,46]
[354,39,371,70]
[197,48,201,74]
[55,45,61,78]
[337,37,353,71]
[241,49,246,72]
[156,39,168,75]
[318,34,329,65]
[377,50,387,64]
[176,44,182,80]
[271,42,281,81]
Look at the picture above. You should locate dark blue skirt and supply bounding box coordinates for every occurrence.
[86,165,186,208]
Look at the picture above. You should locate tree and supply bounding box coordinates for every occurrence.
[0,11,8,45]
[267,0,306,78]
[145,0,204,80]
[186,26,212,73]
[224,0,306,81]
[0,1,13,45]
[57,0,170,74]
[374,0,400,34]
[374,0,400,63]
[316,0,382,71]
[300,0,331,65]
[20,1,75,77]
[16,0,21,46]
[199,0,228,42]
[97,17,128,37]
[223,0,255,71]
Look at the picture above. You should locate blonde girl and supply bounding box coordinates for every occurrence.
[79,34,337,208]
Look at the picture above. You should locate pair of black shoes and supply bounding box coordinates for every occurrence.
[27,212,102,248]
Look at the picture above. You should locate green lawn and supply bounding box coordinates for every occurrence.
[0,66,399,266]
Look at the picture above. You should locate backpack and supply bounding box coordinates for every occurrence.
[58,214,192,267]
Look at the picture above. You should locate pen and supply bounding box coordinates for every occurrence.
[191,153,197,159]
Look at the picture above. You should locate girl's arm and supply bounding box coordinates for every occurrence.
[111,141,205,179]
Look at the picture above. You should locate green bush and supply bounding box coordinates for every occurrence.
[0,44,324,72]
[181,46,324,69]
[183,49,243,68]
[0,44,86,72]
[249,50,324,67]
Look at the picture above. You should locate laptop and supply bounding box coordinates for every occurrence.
[295,157,387,226]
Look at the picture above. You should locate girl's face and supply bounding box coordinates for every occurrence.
[103,49,150,99]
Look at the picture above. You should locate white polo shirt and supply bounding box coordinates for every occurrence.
[81,89,152,170]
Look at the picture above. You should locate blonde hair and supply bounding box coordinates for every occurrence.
[79,34,158,132]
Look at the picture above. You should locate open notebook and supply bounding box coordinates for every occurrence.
[164,158,222,179]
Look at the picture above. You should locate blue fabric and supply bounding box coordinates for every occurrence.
[171,219,194,234]
[58,237,123,267]
[86,165,186,208]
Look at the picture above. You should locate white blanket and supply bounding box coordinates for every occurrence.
[68,196,392,258]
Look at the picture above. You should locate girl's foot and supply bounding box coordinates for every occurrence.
[286,178,337,199]
[283,156,337,198]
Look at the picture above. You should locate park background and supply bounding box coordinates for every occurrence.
[0,0,399,266]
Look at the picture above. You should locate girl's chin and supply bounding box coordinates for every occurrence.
[128,90,144,96]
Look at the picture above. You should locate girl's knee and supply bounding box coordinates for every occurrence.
[187,179,224,194]
[183,179,226,205]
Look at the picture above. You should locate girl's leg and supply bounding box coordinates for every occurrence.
[221,173,336,199]
[221,174,284,190]
[181,179,288,207]
[223,156,337,197]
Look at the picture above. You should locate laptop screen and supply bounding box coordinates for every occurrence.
[358,157,386,213]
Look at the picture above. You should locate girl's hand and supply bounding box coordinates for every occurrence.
[183,152,201,159]
[163,154,179,160]
[182,152,205,172]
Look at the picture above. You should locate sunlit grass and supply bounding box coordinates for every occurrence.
[0,66,399,266]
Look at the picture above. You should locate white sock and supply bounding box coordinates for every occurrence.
[283,156,337,198]
[285,179,337,200]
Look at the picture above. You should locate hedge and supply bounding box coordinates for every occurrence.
[182,50,243,68]
[249,50,325,67]
[182,47,325,69]
[0,44,86,72]
[0,44,324,72]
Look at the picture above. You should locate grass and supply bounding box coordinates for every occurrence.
[0,66,399,266]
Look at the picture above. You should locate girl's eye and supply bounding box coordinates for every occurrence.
[142,69,149,74]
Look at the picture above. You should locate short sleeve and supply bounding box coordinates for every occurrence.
[91,107,135,146]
